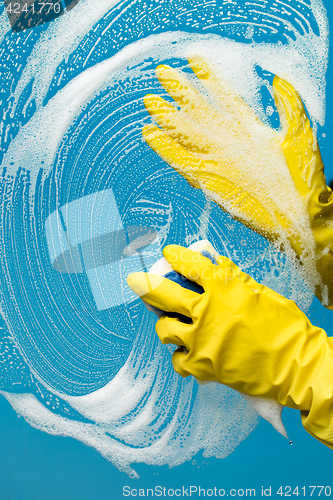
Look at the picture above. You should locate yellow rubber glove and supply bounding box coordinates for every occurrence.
[142,58,333,308]
[127,245,333,449]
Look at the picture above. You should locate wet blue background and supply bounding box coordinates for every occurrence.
[0,0,333,498]
[1,397,332,499]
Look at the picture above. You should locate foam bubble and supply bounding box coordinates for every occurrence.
[0,0,328,477]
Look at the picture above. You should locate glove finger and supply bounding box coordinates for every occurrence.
[273,76,331,205]
[217,254,265,290]
[143,94,211,154]
[172,347,215,381]
[156,315,191,346]
[217,254,244,277]
[142,124,218,189]
[143,124,276,239]
[217,254,293,301]
[163,245,272,293]
[163,245,217,287]
[273,75,309,138]
[143,125,282,240]
[172,348,192,378]
[155,64,222,125]
[143,123,287,246]
[188,56,262,125]
[127,272,199,317]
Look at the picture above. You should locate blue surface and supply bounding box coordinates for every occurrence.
[1,397,333,500]
[0,0,333,498]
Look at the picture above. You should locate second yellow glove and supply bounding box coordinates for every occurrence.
[142,58,333,308]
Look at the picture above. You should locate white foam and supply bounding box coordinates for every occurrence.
[9,0,122,109]
[0,0,328,476]
[1,349,260,478]
[2,22,328,187]
[2,29,327,298]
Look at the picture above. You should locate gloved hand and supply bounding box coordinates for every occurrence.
[142,57,333,308]
[127,245,333,448]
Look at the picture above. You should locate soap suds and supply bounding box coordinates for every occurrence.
[0,0,328,476]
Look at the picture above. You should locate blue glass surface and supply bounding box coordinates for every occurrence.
[0,0,332,498]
